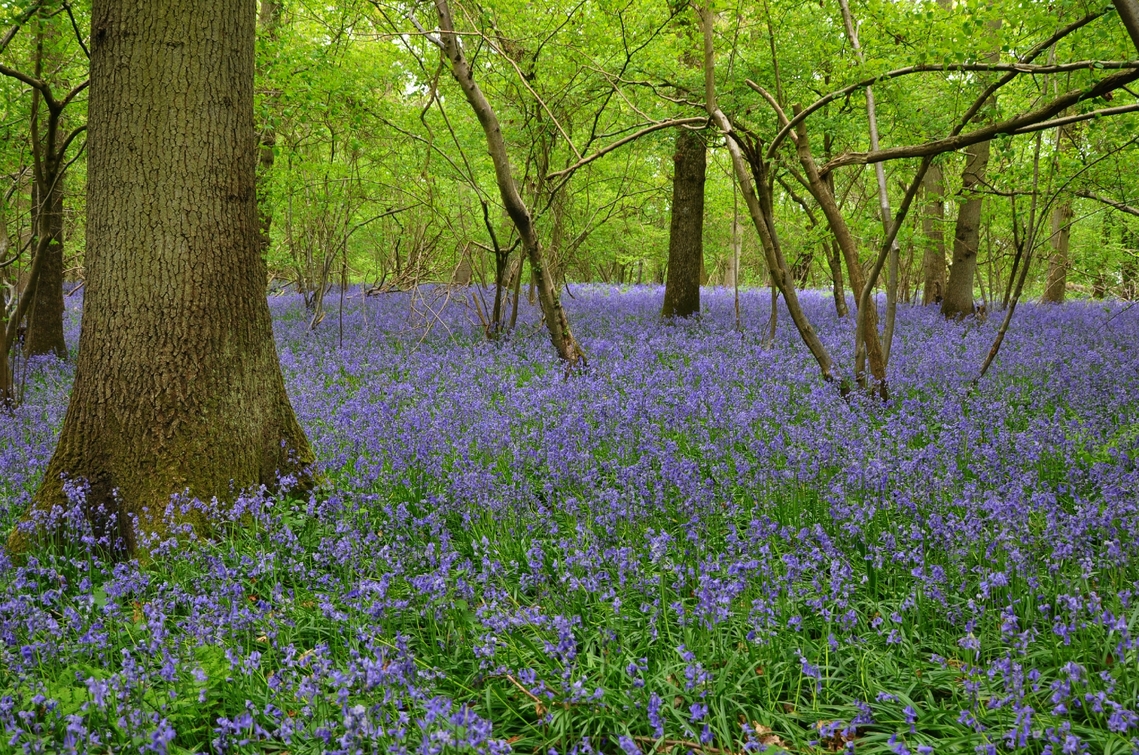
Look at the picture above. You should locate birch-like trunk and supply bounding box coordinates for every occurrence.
[695,5,834,380]
[433,0,584,368]
[837,0,899,361]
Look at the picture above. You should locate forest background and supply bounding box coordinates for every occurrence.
[3,0,1139,351]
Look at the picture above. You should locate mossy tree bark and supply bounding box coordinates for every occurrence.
[16,0,313,555]
[662,129,706,319]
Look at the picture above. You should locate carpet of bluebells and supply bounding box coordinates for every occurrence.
[1,286,1138,755]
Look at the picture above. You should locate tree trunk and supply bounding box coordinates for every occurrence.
[433,0,584,368]
[16,0,313,556]
[662,129,705,318]
[1042,199,1072,303]
[695,5,834,381]
[23,12,68,360]
[256,0,280,256]
[941,139,991,318]
[827,240,848,317]
[725,208,740,289]
[920,162,947,305]
[23,168,65,359]
[792,115,886,386]
[1123,228,1138,300]
[0,201,12,403]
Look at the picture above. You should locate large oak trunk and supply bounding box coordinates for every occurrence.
[17,0,313,555]
[662,129,706,319]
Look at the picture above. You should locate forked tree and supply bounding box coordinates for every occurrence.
[11,0,313,555]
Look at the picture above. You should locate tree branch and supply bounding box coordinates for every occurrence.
[767,8,1113,158]
[545,117,708,180]
[0,1,43,56]
[821,67,1139,172]
[1077,189,1139,216]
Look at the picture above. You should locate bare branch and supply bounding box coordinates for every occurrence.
[62,1,89,59]
[0,1,43,56]
[1007,101,1139,134]
[821,67,1139,172]
[545,117,707,180]
[767,8,1113,158]
[1077,189,1139,216]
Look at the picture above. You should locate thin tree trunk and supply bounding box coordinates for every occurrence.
[1122,228,1138,300]
[433,0,584,368]
[23,12,67,359]
[1042,119,1073,304]
[0,200,11,403]
[920,163,947,304]
[792,112,886,387]
[23,165,65,358]
[695,5,834,380]
[827,240,848,317]
[838,0,900,362]
[725,208,740,290]
[977,132,1043,383]
[731,182,741,329]
[17,0,313,556]
[662,129,706,319]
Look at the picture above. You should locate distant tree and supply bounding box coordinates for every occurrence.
[662,128,705,319]
[0,2,88,381]
[12,0,312,555]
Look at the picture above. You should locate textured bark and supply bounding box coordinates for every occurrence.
[662,129,705,319]
[433,0,584,368]
[16,0,313,555]
[920,163,947,304]
[942,139,991,318]
[1042,200,1072,303]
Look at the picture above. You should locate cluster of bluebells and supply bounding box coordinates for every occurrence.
[0,285,1137,753]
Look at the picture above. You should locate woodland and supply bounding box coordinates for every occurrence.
[0,0,1138,753]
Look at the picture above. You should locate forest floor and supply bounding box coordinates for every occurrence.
[1,286,1138,754]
